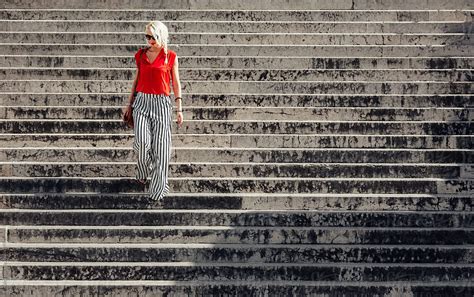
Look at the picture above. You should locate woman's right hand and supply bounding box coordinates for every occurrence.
[122,104,134,128]
[123,104,132,114]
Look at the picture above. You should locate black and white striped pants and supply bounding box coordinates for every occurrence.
[132,92,172,200]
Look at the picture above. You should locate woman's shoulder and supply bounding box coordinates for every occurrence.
[167,49,177,58]
[135,47,149,57]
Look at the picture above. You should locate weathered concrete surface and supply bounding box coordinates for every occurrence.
[1,0,472,292]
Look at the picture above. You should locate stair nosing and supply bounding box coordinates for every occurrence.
[3,242,474,249]
[2,261,474,268]
[5,225,472,231]
[1,208,471,214]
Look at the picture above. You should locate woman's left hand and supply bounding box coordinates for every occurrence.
[176,111,184,128]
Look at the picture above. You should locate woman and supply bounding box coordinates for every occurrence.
[123,21,183,201]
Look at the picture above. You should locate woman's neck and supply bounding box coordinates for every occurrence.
[148,46,163,52]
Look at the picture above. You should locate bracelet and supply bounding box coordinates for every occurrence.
[175,97,182,101]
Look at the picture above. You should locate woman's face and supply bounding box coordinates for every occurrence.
[145,26,160,48]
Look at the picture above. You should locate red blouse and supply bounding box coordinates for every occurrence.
[134,48,177,96]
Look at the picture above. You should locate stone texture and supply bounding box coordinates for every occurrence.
[3,68,473,81]
[2,120,472,135]
[1,0,354,10]
[2,56,473,69]
[0,226,5,243]
[3,32,473,46]
[2,148,472,163]
[3,20,474,34]
[353,0,473,10]
[1,0,472,292]
[2,284,473,297]
[3,245,473,263]
[1,44,472,57]
[1,9,471,21]
[2,106,471,121]
[1,210,472,227]
[1,177,473,194]
[2,163,464,179]
[2,0,472,9]
[1,134,472,149]
[2,193,473,211]
[3,264,473,281]
[7,227,473,244]
[1,93,471,108]
[2,80,471,94]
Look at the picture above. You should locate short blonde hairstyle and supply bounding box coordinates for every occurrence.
[146,21,169,64]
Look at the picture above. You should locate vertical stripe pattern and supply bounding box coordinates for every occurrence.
[132,92,173,200]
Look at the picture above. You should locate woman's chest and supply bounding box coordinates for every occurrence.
[146,51,160,64]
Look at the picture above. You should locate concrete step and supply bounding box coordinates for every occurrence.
[2,9,471,22]
[1,1,471,291]
[3,32,472,46]
[1,281,473,297]
[2,162,470,179]
[1,44,471,57]
[3,20,473,34]
[6,225,473,244]
[184,81,473,95]
[2,148,472,164]
[3,262,473,281]
[1,56,473,69]
[2,120,472,135]
[2,80,471,94]
[2,107,471,121]
[1,134,471,149]
[3,68,472,81]
[3,243,473,263]
[1,177,471,194]
[1,209,471,227]
[2,0,472,10]
[1,93,471,108]
[2,193,472,211]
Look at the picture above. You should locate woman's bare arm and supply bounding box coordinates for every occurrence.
[128,69,139,106]
[171,57,183,127]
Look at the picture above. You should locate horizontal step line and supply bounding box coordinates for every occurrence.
[3,243,473,248]
[2,120,472,123]
[4,67,473,71]
[1,162,470,166]
[0,118,474,121]
[1,193,470,198]
[2,31,471,35]
[2,207,472,213]
[0,103,474,108]
[4,226,472,231]
[3,20,471,24]
[2,262,474,268]
[2,280,473,287]
[0,43,458,47]
[1,147,472,152]
[2,9,473,12]
[2,133,471,136]
[3,79,471,83]
[2,55,473,59]
[3,176,473,181]
[2,92,472,96]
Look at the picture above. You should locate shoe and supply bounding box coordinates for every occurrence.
[135,179,147,185]
[150,198,165,208]
[134,179,148,193]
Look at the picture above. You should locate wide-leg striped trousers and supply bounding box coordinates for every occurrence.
[132,92,172,200]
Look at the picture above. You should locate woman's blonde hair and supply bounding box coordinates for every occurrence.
[146,21,169,64]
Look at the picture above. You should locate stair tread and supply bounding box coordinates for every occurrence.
[3,261,474,267]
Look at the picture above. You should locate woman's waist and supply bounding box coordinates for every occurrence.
[136,91,170,98]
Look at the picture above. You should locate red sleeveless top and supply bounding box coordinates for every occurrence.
[134,48,177,96]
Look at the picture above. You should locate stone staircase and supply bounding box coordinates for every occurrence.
[1,0,473,296]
